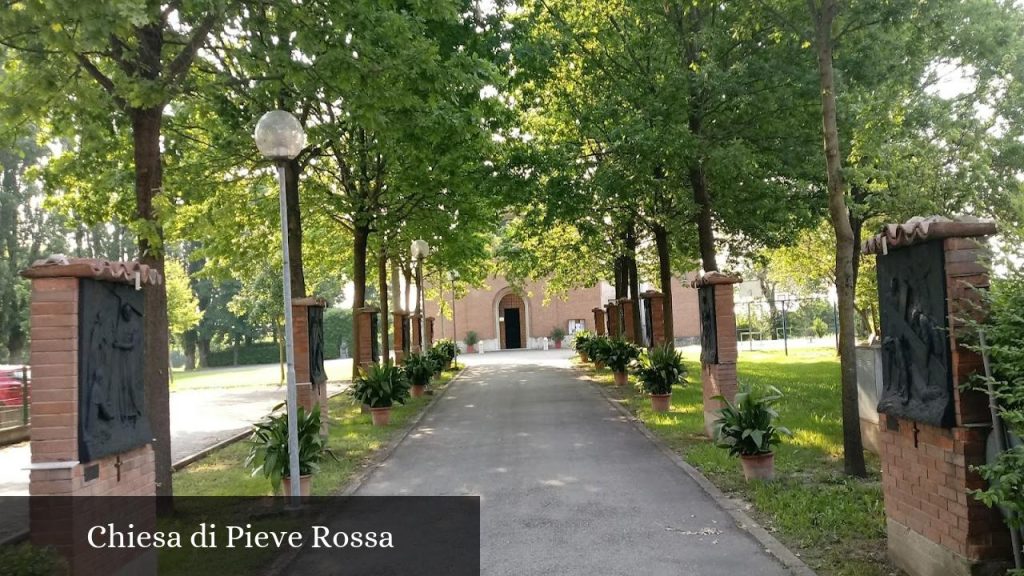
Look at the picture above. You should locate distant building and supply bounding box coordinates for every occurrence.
[425,275,701,352]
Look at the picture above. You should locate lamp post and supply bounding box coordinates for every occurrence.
[255,110,306,501]
[448,270,459,368]
[410,240,430,352]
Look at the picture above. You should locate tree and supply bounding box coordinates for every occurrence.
[165,258,202,341]
[0,0,226,497]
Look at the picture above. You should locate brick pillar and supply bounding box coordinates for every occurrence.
[292,297,327,418]
[618,298,636,343]
[642,290,666,346]
[863,218,1010,576]
[355,306,380,371]
[410,313,423,353]
[20,257,160,575]
[393,312,410,364]
[425,317,435,348]
[592,308,606,336]
[691,273,741,436]
[605,301,619,338]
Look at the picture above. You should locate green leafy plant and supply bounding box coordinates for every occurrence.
[966,261,1024,530]
[713,384,792,457]
[604,339,640,372]
[587,335,612,365]
[425,348,447,374]
[245,404,336,493]
[632,343,686,395]
[573,330,593,354]
[464,331,480,347]
[350,362,411,408]
[549,326,566,343]
[404,352,436,386]
[432,339,457,364]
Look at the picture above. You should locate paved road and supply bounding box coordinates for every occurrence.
[353,350,788,575]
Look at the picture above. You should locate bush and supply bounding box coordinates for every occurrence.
[245,404,335,493]
[573,330,593,354]
[432,339,457,364]
[207,342,280,367]
[587,335,612,365]
[969,262,1024,531]
[350,362,410,408]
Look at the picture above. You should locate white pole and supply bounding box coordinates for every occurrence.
[277,163,301,501]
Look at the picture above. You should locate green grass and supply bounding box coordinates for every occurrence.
[579,348,894,576]
[159,369,457,576]
[169,358,354,391]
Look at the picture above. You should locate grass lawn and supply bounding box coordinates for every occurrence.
[579,347,895,576]
[169,358,354,391]
[158,368,457,575]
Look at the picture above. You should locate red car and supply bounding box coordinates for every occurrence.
[0,366,28,408]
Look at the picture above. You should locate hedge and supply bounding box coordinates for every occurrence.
[204,308,353,367]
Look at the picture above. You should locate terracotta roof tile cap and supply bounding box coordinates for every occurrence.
[862,215,997,254]
[690,272,742,288]
[20,255,163,286]
[292,297,328,307]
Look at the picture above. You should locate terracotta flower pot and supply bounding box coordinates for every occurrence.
[370,407,392,426]
[411,383,427,398]
[613,371,628,386]
[282,474,311,497]
[554,341,562,349]
[650,392,671,413]
[467,344,475,353]
[594,361,606,370]
[740,452,775,481]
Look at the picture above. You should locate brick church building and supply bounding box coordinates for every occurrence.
[425,275,701,352]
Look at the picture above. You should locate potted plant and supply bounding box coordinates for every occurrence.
[403,352,435,398]
[712,384,792,481]
[633,343,686,413]
[245,404,336,496]
[433,339,457,370]
[464,331,480,354]
[573,330,593,362]
[589,335,612,370]
[350,362,411,426]
[549,327,566,349]
[605,339,640,386]
[425,347,447,376]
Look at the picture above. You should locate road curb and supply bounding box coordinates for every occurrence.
[581,368,818,576]
[263,365,469,576]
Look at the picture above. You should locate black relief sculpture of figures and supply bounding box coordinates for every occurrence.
[876,241,954,428]
[369,311,380,363]
[699,286,719,365]
[307,306,327,390]
[79,279,153,462]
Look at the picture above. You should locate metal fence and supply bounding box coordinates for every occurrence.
[0,365,30,435]
[736,298,839,355]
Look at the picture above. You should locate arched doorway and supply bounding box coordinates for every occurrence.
[496,291,528,349]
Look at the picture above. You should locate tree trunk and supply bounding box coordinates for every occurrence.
[284,158,306,298]
[130,104,173,498]
[614,256,627,300]
[402,262,412,313]
[811,0,866,477]
[652,224,675,343]
[232,334,240,366]
[198,338,210,368]
[351,223,369,379]
[183,330,197,371]
[378,246,390,362]
[625,226,643,343]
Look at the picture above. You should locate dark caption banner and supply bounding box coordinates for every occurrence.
[0,496,480,576]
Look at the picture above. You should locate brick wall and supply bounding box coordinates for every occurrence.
[700,281,739,436]
[878,236,1010,576]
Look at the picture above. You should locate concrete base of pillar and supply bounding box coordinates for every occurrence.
[887,519,1009,576]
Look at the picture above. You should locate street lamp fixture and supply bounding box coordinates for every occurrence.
[255,110,306,501]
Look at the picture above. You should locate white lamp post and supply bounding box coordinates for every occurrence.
[447,270,459,367]
[410,240,431,352]
[255,110,306,501]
